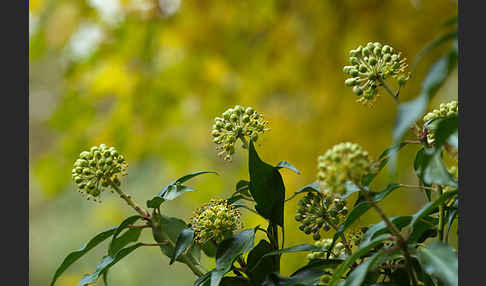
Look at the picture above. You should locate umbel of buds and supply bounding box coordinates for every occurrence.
[190,199,242,244]
[295,192,348,240]
[423,100,458,145]
[317,142,373,197]
[71,144,127,202]
[212,105,269,161]
[307,238,346,261]
[344,42,410,106]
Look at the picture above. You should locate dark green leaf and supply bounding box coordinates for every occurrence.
[328,235,390,286]
[276,161,301,174]
[408,215,438,244]
[249,244,322,272]
[414,147,457,187]
[341,252,382,286]
[108,216,141,256]
[201,240,218,258]
[77,243,144,286]
[417,242,458,286]
[247,240,275,284]
[146,197,165,208]
[446,208,458,242]
[220,277,251,286]
[211,228,257,286]
[249,141,285,226]
[393,47,457,142]
[262,259,342,286]
[171,228,195,265]
[194,271,212,286]
[50,227,117,286]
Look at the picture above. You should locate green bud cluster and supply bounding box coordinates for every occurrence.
[344,42,410,106]
[190,199,242,244]
[71,144,127,202]
[295,192,348,240]
[423,100,458,144]
[307,238,346,261]
[346,228,366,248]
[212,105,269,161]
[317,142,373,197]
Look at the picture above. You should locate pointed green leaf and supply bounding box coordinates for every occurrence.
[50,227,117,286]
[414,148,457,187]
[276,161,301,174]
[211,228,257,286]
[341,252,382,286]
[170,228,195,265]
[108,215,141,256]
[249,243,322,272]
[417,242,458,286]
[77,243,144,286]
[249,141,285,226]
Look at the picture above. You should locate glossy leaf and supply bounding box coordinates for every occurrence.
[361,216,413,246]
[171,228,195,265]
[249,141,286,226]
[50,227,117,286]
[211,228,257,286]
[417,242,458,286]
[235,180,251,197]
[263,259,342,286]
[77,243,144,286]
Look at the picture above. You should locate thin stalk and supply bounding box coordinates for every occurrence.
[110,183,149,217]
[380,80,400,104]
[359,186,417,286]
[399,184,437,191]
[438,186,445,242]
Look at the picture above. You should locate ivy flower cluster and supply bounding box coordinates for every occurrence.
[71,144,127,202]
[344,42,409,106]
[423,100,458,144]
[190,199,242,244]
[211,105,269,161]
[307,238,346,261]
[317,142,373,197]
[295,192,348,241]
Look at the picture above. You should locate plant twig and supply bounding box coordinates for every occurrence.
[110,183,150,218]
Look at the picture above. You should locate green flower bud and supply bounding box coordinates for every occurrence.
[345,78,357,87]
[350,57,359,65]
[368,57,377,66]
[352,86,363,96]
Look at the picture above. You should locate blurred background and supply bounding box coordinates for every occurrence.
[29,0,458,285]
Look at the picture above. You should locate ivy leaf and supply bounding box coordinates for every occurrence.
[220,277,252,286]
[417,242,458,286]
[235,180,251,197]
[108,215,141,256]
[414,148,457,187]
[77,243,144,286]
[275,161,301,174]
[147,171,217,208]
[393,47,457,143]
[328,235,390,286]
[210,228,257,286]
[170,228,195,265]
[247,240,275,285]
[248,141,286,227]
[50,226,117,286]
[263,259,343,286]
[249,243,322,272]
[341,252,382,286]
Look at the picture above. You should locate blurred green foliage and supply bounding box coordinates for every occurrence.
[29,0,457,285]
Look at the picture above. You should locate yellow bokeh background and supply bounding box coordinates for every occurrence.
[29,0,457,285]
